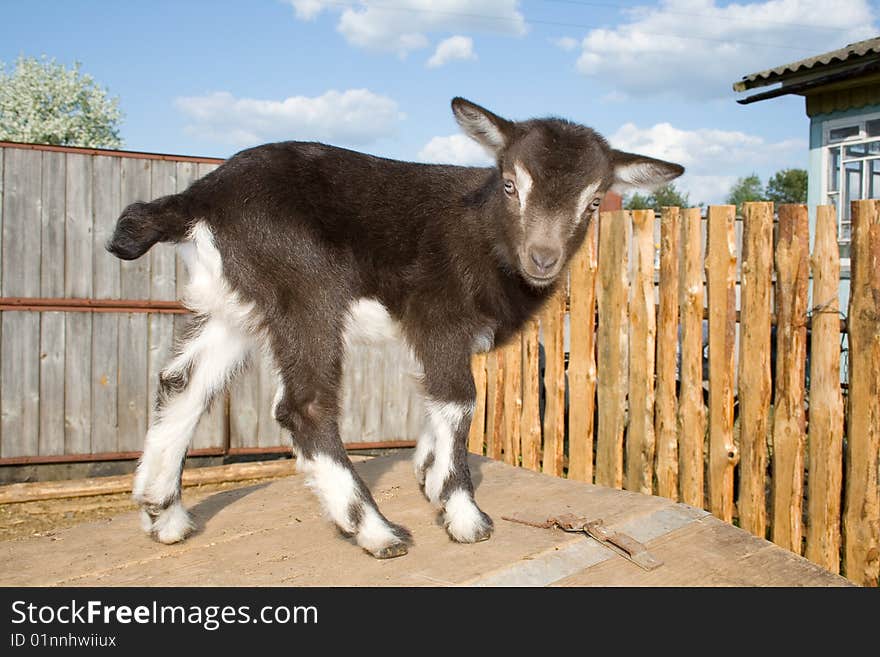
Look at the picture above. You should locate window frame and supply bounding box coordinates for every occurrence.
[822,111,880,260]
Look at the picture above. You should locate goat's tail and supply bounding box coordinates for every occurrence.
[106,194,194,260]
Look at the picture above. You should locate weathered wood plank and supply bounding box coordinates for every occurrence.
[541,287,566,477]
[484,350,504,460]
[338,342,360,444]
[468,352,487,455]
[519,320,542,471]
[229,356,260,449]
[1,148,41,297]
[91,156,121,454]
[116,159,151,453]
[596,210,629,488]
[256,349,282,447]
[360,346,384,443]
[90,313,119,454]
[705,205,738,522]
[805,205,844,573]
[654,207,680,500]
[771,204,809,554]
[38,312,65,455]
[65,154,93,299]
[63,154,94,454]
[38,152,66,456]
[147,162,177,435]
[149,161,177,301]
[119,158,151,300]
[0,150,43,458]
[404,359,425,441]
[0,149,4,297]
[567,218,598,482]
[92,156,121,300]
[678,207,706,508]
[737,202,774,538]
[381,342,416,443]
[116,311,148,453]
[501,335,522,466]
[40,151,66,298]
[63,312,92,454]
[174,161,199,303]
[626,209,656,494]
[844,199,880,586]
[0,312,41,457]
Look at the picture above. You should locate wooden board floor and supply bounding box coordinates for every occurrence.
[0,452,850,587]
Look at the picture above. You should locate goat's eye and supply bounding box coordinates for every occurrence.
[589,197,602,210]
[503,179,516,196]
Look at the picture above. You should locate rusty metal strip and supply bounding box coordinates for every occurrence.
[0,441,416,466]
[0,140,225,165]
[0,297,189,314]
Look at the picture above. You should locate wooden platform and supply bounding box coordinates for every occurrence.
[0,453,850,587]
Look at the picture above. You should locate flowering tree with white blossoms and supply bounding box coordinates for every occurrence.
[0,55,123,148]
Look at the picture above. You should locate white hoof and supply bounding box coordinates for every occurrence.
[150,502,194,544]
[444,490,493,543]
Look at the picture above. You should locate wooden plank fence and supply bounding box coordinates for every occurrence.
[0,143,422,467]
[1,142,877,585]
[466,201,880,587]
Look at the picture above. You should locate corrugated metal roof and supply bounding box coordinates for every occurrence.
[734,36,880,91]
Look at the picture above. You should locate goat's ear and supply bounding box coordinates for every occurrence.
[452,97,513,157]
[610,150,685,193]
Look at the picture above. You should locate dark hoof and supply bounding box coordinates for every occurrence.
[372,542,409,559]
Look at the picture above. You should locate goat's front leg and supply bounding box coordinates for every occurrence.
[417,347,493,543]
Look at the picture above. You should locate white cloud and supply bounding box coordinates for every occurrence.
[287,0,526,57]
[417,134,494,166]
[552,36,579,52]
[290,0,324,20]
[175,89,402,147]
[427,35,476,67]
[609,121,806,204]
[574,0,877,99]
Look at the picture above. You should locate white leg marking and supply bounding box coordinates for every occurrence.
[136,222,256,522]
[444,489,491,543]
[298,454,403,554]
[298,454,359,533]
[413,412,436,485]
[356,506,404,555]
[134,318,250,506]
[423,399,472,504]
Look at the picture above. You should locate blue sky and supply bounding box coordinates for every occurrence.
[2,0,878,204]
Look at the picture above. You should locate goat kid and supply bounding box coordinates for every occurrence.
[107,98,683,558]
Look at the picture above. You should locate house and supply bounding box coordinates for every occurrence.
[733,36,880,266]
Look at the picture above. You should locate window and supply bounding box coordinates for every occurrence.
[824,112,880,259]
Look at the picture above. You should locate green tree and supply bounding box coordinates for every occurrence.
[624,183,692,212]
[624,191,652,210]
[0,55,123,148]
[765,168,807,205]
[726,173,764,215]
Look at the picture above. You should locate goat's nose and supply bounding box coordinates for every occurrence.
[528,246,560,275]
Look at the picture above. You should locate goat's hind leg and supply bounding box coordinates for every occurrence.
[133,316,250,543]
[274,368,411,559]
